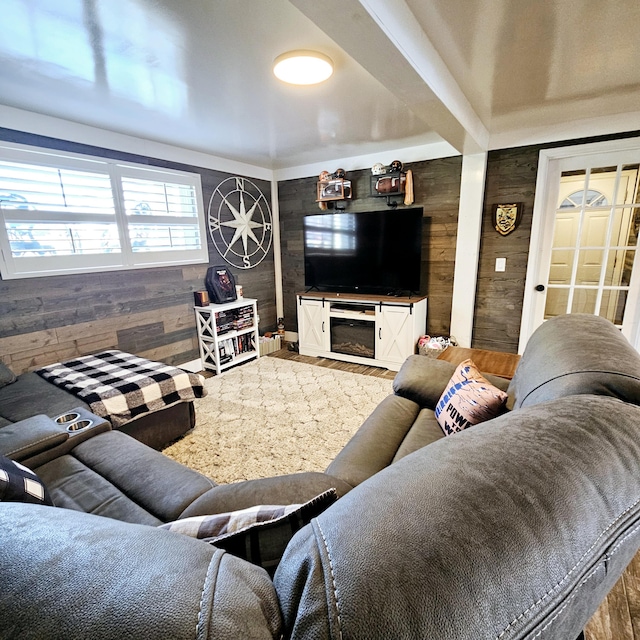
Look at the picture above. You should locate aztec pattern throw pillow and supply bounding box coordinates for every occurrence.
[159,488,337,576]
[0,456,54,505]
[435,359,508,436]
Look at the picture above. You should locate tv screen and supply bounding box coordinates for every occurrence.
[303,208,423,295]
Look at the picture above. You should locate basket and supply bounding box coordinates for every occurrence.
[259,335,282,356]
[417,335,456,358]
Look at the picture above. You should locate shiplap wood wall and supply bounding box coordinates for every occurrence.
[472,146,539,352]
[278,157,463,339]
[0,128,276,375]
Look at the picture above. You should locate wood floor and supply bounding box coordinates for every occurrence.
[269,347,639,640]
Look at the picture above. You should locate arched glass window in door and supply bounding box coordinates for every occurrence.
[560,189,608,209]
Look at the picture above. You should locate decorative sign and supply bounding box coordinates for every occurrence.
[208,177,273,269]
[493,203,523,236]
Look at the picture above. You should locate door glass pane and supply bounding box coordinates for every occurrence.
[549,249,574,283]
[619,164,640,204]
[600,289,627,325]
[575,249,603,284]
[604,249,634,286]
[552,214,578,247]
[579,211,609,247]
[571,288,597,314]
[616,208,640,246]
[544,287,569,319]
[560,189,608,209]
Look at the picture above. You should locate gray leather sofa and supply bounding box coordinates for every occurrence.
[2,313,640,639]
[0,362,197,450]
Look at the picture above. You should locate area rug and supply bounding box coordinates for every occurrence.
[162,357,393,484]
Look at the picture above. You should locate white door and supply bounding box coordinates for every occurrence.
[519,138,640,352]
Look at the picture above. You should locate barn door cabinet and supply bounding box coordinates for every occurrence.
[297,293,427,371]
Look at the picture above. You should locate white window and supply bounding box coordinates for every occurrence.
[0,142,208,279]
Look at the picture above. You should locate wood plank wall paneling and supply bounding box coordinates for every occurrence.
[472,146,539,352]
[0,128,277,375]
[277,157,463,338]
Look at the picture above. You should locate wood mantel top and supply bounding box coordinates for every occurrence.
[297,291,427,304]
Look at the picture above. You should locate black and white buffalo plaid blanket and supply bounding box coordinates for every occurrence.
[36,350,206,427]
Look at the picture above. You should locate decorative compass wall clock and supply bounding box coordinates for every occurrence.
[208,177,273,269]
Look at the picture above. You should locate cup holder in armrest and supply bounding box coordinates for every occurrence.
[53,412,96,434]
[66,419,93,432]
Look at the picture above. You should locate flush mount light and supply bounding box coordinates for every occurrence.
[273,50,333,85]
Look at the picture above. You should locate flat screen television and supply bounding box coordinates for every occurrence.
[303,207,423,295]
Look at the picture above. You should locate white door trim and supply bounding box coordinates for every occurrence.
[519,136,640,353]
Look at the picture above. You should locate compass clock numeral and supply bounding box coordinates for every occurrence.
[208,176,273,269]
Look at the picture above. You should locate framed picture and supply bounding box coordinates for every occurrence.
[317,179,352,202]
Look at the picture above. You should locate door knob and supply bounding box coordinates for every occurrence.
[535,284,545,292]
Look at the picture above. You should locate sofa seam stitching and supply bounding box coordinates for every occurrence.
[5,432,66,457]
[316,519,344,640]
[496,496,640,639]
[195,549,220,639]
[528,521,640,639]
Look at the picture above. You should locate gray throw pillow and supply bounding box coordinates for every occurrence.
[0,362,17,388]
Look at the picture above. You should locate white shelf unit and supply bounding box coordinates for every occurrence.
[195,298,259,375]
[297,293,427,371]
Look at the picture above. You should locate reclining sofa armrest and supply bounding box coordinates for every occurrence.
[393,355,511,408]
[0,415,68,461]
[0,503,282,639]
[325,394,421,487]
[392,356,457,407]
[180,471,353,519]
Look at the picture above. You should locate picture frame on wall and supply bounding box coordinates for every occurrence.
[317,179,352,202]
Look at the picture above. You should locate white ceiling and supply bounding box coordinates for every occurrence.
[1,0,640,172]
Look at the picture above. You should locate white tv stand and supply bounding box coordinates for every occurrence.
[297,292,427,371]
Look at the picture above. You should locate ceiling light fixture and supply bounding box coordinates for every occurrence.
[273,50,333,85]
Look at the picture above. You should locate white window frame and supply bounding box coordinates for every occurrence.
[0,141,209,279]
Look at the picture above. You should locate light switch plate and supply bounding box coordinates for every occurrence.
[495,257,506,272]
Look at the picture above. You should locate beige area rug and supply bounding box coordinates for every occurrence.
[162,357,393,484]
